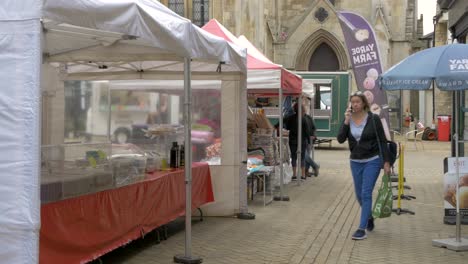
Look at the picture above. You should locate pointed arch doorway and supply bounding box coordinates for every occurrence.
[308,42,340,71]
[295,29,347,71]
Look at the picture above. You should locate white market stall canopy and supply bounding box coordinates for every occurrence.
[0,0,248,263]
[43,0,247,79]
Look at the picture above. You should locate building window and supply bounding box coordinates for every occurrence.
[192,0,209,27]
[168,0,185,17]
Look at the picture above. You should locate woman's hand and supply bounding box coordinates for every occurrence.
[383,162,391,175]
[344,108,352,125]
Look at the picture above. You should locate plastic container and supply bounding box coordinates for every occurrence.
[437,115,451,141]
[110,144,147,186]
[40,143,113,203]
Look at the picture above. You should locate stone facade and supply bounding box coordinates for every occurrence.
[225,0,419,128]
[208,0,419,72]
[161,0,423,126]
[160,0,420,78]
[434,18,452,118]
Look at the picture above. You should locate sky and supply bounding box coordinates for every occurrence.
[418,0,437,35]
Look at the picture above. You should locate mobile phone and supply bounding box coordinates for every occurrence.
[348,103,353,113]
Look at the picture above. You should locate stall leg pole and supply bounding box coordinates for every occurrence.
[274,88,289,201]
[237,77,255,219]
[432,90,468,251]
[107,88,112,143]
[174,57,202,264]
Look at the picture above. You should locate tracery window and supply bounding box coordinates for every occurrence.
[168,0,185,17]
[192,0,209,27]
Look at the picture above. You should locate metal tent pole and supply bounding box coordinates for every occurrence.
[174,57,202,264]
[297,96,302,185]
[274,88,289,201]
[455,90,462,242]
[107,87,112,142]
[237,75,255,219]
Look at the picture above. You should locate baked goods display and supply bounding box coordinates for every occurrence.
[444,174,468,208]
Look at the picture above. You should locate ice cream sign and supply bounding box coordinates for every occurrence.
[449,59,468,72]
[444,157,468,215]
[447,157,468,173]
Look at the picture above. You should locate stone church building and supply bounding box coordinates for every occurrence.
[160,0,430,130]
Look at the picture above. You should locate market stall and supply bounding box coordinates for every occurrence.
[202,19,303,199]
[40,163,213,264]
[0,1,247,263]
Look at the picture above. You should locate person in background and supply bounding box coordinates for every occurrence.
[146,93,169,124]
[284,102,311,180]
[337,91,390,240]
[304,113,320,177]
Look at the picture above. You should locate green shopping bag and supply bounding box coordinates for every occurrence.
[372,174,393,218]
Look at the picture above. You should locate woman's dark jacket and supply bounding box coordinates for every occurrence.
[336,112,390,163]
[283,113,310,145]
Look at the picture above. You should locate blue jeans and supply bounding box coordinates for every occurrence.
[289,142,306,168]
[350,157,381,229]
[305,144,319,172]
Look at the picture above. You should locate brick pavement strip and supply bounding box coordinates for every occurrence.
[97,140,467,264]
[297,182,357,264]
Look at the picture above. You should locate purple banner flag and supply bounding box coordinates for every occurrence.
[338,11,391,139]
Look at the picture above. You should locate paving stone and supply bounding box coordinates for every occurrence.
[95,140,468,264]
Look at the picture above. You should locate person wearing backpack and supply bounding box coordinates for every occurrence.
[336,91,391,240]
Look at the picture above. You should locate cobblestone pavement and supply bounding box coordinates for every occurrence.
[95,139,467,264]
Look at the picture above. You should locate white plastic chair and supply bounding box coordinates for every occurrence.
[405,129,425,150]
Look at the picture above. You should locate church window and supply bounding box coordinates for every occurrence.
[168,0,185,17]
[192,0,209,27]
[314,7,329,23]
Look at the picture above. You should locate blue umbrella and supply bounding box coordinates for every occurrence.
[381,43,468,91]
[380,43,468,251]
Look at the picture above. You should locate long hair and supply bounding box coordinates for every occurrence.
[292,102,305,114]
[349,91,370,112]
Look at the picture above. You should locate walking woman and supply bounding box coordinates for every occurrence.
[337,91,391,240]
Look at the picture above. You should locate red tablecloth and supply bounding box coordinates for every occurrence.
[40,162,214,264]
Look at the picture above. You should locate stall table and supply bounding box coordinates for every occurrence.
[248,166,274,207]
[40,162,214,264]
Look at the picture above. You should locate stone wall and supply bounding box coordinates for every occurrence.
[209,0,418,76]
[434,20,452,118]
